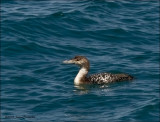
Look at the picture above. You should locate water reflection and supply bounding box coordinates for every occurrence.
[73,84,110,95]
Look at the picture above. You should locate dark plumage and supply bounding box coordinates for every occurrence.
[87,73,134,84]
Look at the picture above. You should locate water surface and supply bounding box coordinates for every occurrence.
[1,0,159,121]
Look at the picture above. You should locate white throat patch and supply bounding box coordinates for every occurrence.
[74,67,88,85]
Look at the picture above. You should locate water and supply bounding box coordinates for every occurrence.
[1,0,159,121]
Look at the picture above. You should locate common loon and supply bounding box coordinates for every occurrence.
[63,56,134,85]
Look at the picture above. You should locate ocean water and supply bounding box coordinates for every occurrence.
[1,0,159,122]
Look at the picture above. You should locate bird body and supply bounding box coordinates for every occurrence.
[63,56,134,85]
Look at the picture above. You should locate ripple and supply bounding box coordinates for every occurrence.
[1,0,159,121]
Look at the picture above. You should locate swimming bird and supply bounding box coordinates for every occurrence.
[63,56,134,85]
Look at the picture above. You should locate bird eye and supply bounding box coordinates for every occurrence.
[74,56,79,61]
[76,58,79,61]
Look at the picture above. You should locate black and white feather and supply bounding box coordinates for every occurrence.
[87,72,134,84]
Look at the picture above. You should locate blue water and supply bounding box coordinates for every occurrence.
[1,0,159,121]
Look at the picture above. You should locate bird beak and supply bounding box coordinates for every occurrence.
[63,59,75,64]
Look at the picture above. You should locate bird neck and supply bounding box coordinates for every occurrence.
[74,66,88,85]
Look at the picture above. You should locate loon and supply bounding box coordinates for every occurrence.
[63,56,134,85]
